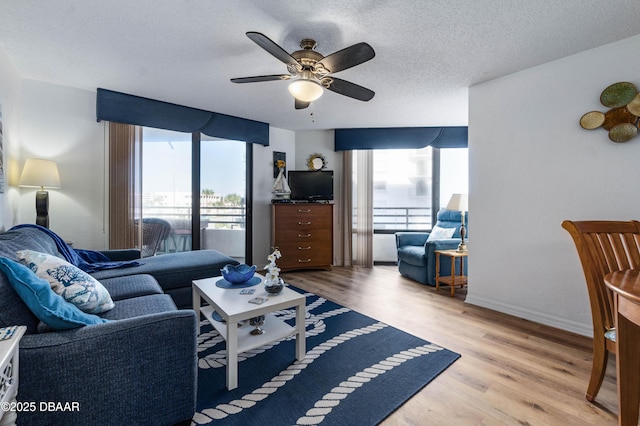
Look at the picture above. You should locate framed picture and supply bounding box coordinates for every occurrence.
[273,151,286,178]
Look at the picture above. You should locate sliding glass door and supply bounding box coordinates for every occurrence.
[140,128,250,262]
[141,128,193,254]
[200,135,247,262]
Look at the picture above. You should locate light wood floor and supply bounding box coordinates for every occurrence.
[280,265,621,426]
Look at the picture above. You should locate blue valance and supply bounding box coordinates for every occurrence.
[96,88,269,146]
[334,126,467,151]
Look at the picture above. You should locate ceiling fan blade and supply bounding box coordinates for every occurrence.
[246,32,299,68]
[316,42,375,74]
[295,99,310,109]
[326,77,375,101]
[231,74,291,83]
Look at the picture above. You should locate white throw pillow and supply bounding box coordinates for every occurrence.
[16,250,115,314]
[427,226,456,241]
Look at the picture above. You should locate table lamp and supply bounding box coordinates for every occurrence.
[446,193,468,252]
[18,158,61,228]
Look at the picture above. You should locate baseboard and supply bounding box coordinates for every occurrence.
[464,294,593,337]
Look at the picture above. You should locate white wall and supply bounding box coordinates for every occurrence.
[17,80,107,249]
[467,34,640,336]
[0,45,23,231]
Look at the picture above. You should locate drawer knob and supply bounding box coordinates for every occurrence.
[298,233,311,238]
[298,221,312,225]
[298,259,312,263]
[297,209,311,213]
[298,246,312,250]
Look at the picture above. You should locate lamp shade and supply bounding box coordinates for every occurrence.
[446,193,468,212]
[19,159,61,189]
[288,79,323,102]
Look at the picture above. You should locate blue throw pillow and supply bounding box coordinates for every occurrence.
[0,257,109,330]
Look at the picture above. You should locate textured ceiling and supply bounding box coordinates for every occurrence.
[1,0,639,131]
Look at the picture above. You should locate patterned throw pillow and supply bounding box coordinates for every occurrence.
[427,225,456,241]
[16,250,115,314]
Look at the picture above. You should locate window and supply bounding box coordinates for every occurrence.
[372,147,433,231]
[371,147,468,232]
[439,148,469,208]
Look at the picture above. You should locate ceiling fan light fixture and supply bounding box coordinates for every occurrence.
[288,79,323,102]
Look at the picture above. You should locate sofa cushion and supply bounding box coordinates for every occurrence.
[0,276,39,333]
[397,245,427,267]
[91,249,238,292]
[99,293,177,321]
[427,226,456,241]
[0,257,108,330]
[0,226,62,261]
[17,250,115,314]
[100,274,163,302]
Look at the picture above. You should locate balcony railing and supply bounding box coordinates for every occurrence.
[144,205,432,232]
[372,207,432,230]
[142,206,246,229]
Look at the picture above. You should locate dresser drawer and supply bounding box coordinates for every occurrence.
[277,228,332,243]
[273,205,332,229]
[276,242,332,269]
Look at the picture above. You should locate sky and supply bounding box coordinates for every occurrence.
[142,129,246,197]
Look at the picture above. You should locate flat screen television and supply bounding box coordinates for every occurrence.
[288,170,334,202]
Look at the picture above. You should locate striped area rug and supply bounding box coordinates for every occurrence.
[192,286,460,425]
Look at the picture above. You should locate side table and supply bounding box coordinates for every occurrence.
[435,249,468,296]
[0,326,26,426]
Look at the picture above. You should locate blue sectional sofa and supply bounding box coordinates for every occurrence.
[395,208,468,286]
[0,225,238,425]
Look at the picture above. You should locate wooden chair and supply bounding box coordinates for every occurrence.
[562,220,640,401]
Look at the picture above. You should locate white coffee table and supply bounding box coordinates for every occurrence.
[192,274,306,390]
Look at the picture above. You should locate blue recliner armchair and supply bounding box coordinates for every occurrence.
[395,208,468,286]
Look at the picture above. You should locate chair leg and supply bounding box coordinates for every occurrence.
[586,341,609,402]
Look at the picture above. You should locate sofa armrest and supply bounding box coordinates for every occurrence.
[18,310,197,425]
[395,232,430,248]
[99,248,142,261]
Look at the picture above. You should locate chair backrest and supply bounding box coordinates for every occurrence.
[562,220,640,336]
[136,218,172,257]
[435,208,467,238]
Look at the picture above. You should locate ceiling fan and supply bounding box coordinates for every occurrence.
[231,32,375,109]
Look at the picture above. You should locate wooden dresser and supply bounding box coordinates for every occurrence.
[271,203,333,271]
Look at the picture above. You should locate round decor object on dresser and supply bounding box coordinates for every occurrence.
[608,123,638,143]
[600,82,638,108]
[579,111,605,130]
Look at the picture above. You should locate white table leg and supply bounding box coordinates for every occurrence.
[295,301,306,361]
[192,290,201,336]
[226,320,238,390]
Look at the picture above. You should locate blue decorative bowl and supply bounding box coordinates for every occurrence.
[221,264,257,284]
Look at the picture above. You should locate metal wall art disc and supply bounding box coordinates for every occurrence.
[609,123,637,143]
[626,93,640,116]
[600,82,638,108]
[602,106,636,130]
[580,111,605,130]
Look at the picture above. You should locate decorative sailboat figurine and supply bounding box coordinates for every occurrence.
[272,163,291,201]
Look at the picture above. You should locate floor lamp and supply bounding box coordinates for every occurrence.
[446,193,468,252]
[19,159,61,228]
